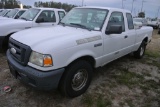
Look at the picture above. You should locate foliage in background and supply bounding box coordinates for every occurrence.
[138,12,145,18]
[0,0,76,12]
[0,0,31,8]
[34,1,76,12]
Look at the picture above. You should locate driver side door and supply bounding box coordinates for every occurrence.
[33,10,56,27]
[102,11,126,65]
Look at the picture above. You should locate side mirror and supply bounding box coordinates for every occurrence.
[36,17,44,23]
[105,25,123,34]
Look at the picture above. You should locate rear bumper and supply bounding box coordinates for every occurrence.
[7,50,65,90]
[147,24,158,28]
[0,36,5,52]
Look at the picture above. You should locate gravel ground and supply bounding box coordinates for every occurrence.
[0,30,160,107]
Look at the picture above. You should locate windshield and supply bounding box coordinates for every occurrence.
[19,8,40,21]
[60,8,108,31]
[4,9,18,18]
[0,10,8,16]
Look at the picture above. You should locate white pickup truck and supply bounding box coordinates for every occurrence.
[0,8,65,51]
[147,19,160,29]
[7,6,153,98]
[0,9,12,16]
[0,8,27,20]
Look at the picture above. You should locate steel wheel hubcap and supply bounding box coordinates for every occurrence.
[140,46,144,56]
[71,69,88,91]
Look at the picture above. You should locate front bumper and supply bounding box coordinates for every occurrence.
[7,50,65,90]
[0,36,5,52]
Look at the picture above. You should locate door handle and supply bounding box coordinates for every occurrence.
[124,35,128,39]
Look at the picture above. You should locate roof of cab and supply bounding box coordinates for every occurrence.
[76,6,131,13]
[32,7,65,11]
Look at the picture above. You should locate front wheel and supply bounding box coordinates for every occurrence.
[59,60,93,98]
[134,41,146,59]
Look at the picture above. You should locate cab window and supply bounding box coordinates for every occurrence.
[107,12,125,32]
[15,10,26,19]
[37,10,56,22]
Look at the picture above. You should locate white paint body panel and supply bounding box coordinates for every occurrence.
[0,8,65,37]
[11,6,153,71]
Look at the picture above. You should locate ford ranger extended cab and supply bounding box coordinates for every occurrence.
[0,8,27,20]
[0,9,12,17]
[0,8,65,51]
[7,6,153,98]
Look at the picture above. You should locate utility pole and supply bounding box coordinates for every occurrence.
[82,0,84,6]
[141,0,146,12]
[131,0,136,13]
[157,7,160,19]
[122,0,126,9]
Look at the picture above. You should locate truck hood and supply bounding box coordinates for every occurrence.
[11,25,101,53]
[0,17,9,20]
[0,19,30,25]
[0,19,32,36]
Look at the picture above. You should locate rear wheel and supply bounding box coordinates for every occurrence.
[134,41,146,59]
[158,30,160,34]
[59,60,93,98]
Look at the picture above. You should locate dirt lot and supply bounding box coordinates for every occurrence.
[0,30,160,107]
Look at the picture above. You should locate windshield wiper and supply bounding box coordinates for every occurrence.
[20,17,27,21]
[70,23,91,31]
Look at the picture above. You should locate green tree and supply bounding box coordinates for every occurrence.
[138,12,145,18]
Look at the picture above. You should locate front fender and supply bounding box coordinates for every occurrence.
[66,49,96,67]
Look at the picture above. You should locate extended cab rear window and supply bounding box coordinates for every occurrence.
[58,11,65,20]
[126,13,134,29]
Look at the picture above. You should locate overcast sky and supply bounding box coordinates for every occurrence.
[20,0,160,18]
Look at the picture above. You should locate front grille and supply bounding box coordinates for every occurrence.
[9,38,32,66]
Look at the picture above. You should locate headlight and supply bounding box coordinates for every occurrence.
[29,51,53,67]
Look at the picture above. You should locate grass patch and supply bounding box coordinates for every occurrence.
[96,95,112,107]
[145,50,160,58]
[140,80,159,90]
[126,99,134,107]
[82,94,94,107]
[152,60,160,69]
[111,67,144,88]
[82,94,112,107]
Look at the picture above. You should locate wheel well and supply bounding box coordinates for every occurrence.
[143,37,148,43]
[3,33,15,43]
[58,56,95,89]
[2,33,15,50]
[67,56,96,68]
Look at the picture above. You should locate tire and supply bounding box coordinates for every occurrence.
[59,60,93,98]
[158,30,160,34]
[134,41,146,59]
